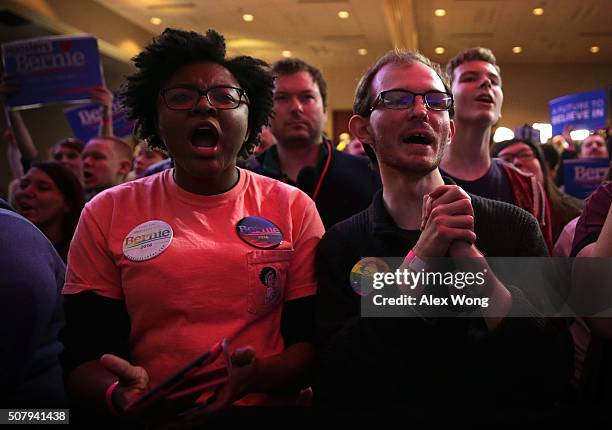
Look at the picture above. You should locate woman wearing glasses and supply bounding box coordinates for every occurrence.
[62,29,324,424]
[491,138,582,244]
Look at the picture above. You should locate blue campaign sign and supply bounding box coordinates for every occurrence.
[563,158,610,200]
[1,34,104,109]
[550,89,607,136]
[64,95,134,142]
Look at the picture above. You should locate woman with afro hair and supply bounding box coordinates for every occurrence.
[62,28,324,425]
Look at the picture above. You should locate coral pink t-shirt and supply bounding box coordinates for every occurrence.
[64,168,324,403]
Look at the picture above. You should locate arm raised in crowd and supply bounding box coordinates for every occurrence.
[5,129,23,180]
[0,76,38,162]
[89,86,114,137]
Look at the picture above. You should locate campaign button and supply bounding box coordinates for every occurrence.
[236,216,283,249]
[123,220,173,261]
[350,257,390,296]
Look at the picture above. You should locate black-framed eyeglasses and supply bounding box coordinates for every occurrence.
[370,89,453,112]
[160,85,248,110]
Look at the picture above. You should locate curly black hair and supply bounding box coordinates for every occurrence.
[120,28,274,158]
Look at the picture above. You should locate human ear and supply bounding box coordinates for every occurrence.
[348,115,373,145]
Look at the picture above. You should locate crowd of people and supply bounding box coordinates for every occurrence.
[2,27,612,426]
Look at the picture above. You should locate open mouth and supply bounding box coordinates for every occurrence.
[475,94,494,103]
[83,171,93,180]
[402,133,433,145]
[191,126,219,148]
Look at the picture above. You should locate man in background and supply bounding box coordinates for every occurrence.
[82,136,133,201]
[249,58,380,228]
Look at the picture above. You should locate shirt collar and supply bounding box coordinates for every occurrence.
[258,137,331,185]
[371,174,457,234]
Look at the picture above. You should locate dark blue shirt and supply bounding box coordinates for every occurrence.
[440,158,515,204]
[0,202,65,406]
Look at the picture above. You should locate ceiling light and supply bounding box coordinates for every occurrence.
[512,46,522,54]
[338,11,350,19]
[150,17,162,25]
[570,129,590,141]
[282,50,292,58]
[590,46,600,53]
[357,48,367,56]
[434,9,446,17]
[434,47,445,55]
[532,123,552,143]
[532,7,544,16]
[242,14,254,22]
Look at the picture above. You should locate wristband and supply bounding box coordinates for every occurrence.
[403,249,428,272]
[105,380,121,416]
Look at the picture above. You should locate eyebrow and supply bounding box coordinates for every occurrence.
[460,70,500,78]
[164,83,237,90]
[383,88,446,93]
[35,179,54,185]
[274,90,316,95]
[23,178,54,186]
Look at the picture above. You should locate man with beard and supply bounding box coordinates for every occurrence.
[578,133,609,159]
[314,50,572,422]
[249,58,380,228]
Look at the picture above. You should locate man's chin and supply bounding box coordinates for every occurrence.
[462,111,499,125]
[282,134,318,148]
[382,158,440,176]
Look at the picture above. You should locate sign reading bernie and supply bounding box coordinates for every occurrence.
[1,35,104,109]
[563,158,610,200]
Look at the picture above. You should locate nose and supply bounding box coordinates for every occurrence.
[192,93,216,115]
[478,76,492,88]
[82,156,92,167]
[408,95,428,119]
[289,96,304,113]
[17,183,35,197]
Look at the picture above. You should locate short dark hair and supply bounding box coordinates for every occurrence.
[540,143,560,173]
[120,28,274,158]
[445,47,501,85]
[353,49,453,118]
[53,138,84,154]
[86,136,134,162]
[271,58,327,109]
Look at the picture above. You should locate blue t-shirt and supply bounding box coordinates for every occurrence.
[0,203,66,406]
[440,158,515,204]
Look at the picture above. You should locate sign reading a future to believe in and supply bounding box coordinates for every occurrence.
[549,89,607,136]
[1,34,104,109]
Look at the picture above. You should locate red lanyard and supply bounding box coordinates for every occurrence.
[312,140,332,201]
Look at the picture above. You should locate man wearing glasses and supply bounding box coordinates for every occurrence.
[440,47,552,248]
[314,50,572,420]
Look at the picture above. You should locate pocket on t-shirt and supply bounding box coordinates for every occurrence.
[247,250,293,316]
